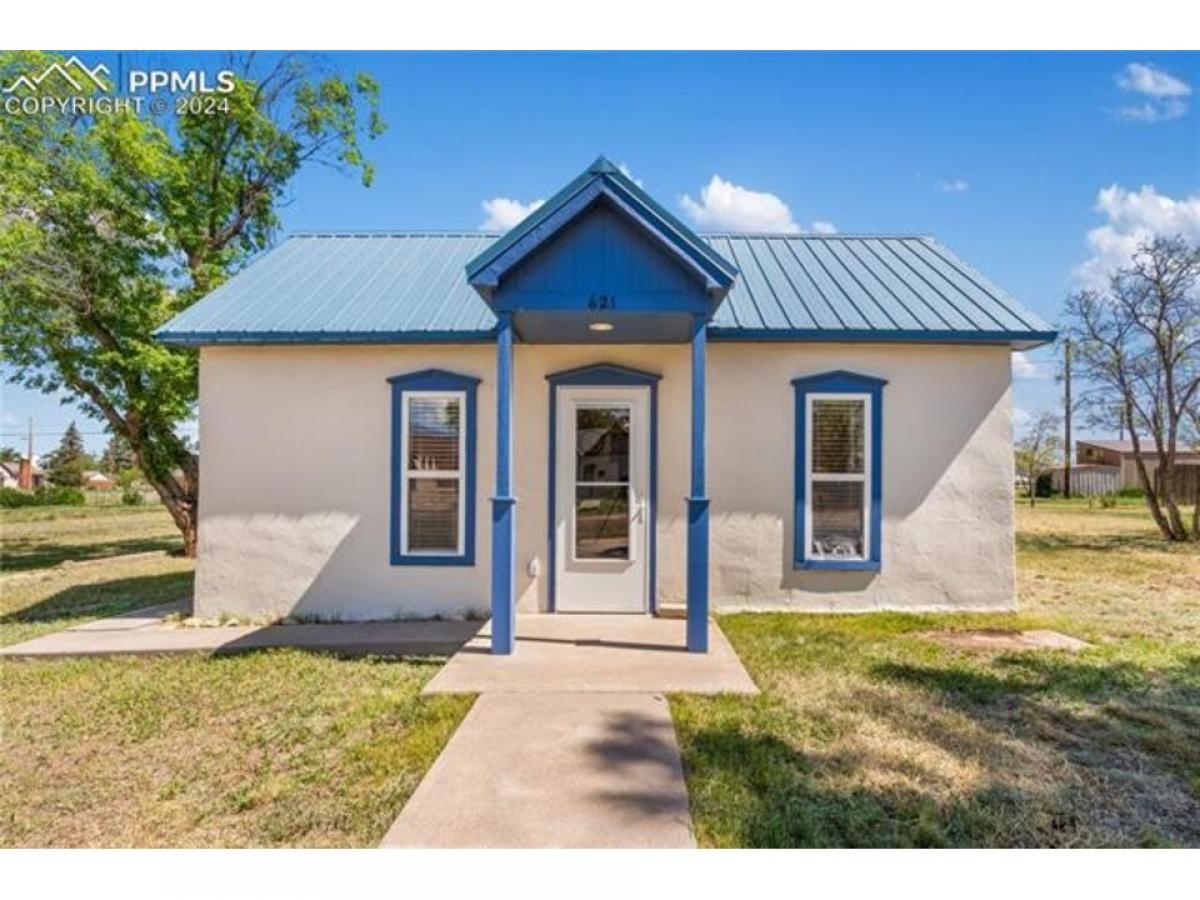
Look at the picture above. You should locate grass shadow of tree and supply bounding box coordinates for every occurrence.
[1,571,194,627]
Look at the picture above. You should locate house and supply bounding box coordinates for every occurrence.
[1075,439,1200,491]
[156,157,1056,654]
[0,462,19,488]
[0,458,45,490]
[82,471,116,491]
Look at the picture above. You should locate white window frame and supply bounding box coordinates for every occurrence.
[400,390,467,557]
[805,392,872,562]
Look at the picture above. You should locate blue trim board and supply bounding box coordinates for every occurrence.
[686,317,709,653]
[387,368,480,567]
[491,314,517,654]
[792,370,886,572]
[157,326,1057,350]
[546,363,662,616]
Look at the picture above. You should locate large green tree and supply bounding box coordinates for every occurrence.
[0,52,384,553]
[46,421,87,487]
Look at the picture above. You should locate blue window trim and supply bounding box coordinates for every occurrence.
[792,370,886,572]
[546,363,661,614]
[388,368,480,566]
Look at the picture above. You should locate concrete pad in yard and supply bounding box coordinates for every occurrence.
[381,692,695,848]
[0,611,482,659]
[423,614,757,695]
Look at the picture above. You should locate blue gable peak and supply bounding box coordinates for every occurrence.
[465,158,738,303]
[588,155,621,175]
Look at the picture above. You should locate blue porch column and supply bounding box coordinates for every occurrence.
[490,312,517,654]
[686,315,710,653]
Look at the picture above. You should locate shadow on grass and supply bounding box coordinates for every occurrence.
[679,716,1060,847]
[0,571,195,626]
[1016,531,1190,555]
[0,537,182,573]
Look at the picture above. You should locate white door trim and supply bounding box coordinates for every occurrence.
[554,385,651,613]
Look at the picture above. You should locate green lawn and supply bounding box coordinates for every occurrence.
[0,505,183,572]
[0,506,473,847]
[3,498,1197,847]
[673,498,1200,848]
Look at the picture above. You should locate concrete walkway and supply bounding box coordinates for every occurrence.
[0,604,482,659]
[383,614,757,848]
[381,692,695,848]
[424,613,758,695]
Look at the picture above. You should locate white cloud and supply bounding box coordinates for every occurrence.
[1012,351,1051,380]
[480,197,544,231]
[1114,62,1191,122]
[1012,406,1031,428]
[680,175,800,233]
[810,220,838,235]
[1117,62,1191,98]
[617,162,644,187]
[1072,185,1200,289]
[939,178,970,194]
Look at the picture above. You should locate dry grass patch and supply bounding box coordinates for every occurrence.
[674,499,1200,847]
[0,505,181,573]
[0,651,472,847]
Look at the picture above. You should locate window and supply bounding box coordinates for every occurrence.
[792,371,885,571]
[573,404,632,560]
[389,370,479,566]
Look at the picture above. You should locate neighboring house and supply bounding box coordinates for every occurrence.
[0,462,19,488]
[156,157,1056,654]
[1075,439,1200,491]
[82,471,116,491]
[1,458,45,490]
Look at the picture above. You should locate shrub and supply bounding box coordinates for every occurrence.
[1116,486,1145,498]
[1098,494,1118,509]
[0,485,86,508]
[121,485,144,506]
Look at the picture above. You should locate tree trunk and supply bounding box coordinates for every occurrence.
[1126,411,1181,540]
[151,478,198,557]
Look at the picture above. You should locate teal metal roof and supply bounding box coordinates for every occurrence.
[156,231,1055,348]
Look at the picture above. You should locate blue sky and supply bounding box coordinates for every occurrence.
[2,50,1198,456]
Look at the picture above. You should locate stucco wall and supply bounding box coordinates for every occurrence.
[195,341,1015,619]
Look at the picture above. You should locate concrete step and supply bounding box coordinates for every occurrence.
[655,604,686,619]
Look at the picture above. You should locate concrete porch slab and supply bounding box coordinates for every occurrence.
[422,614,758,695]
[0,606,483,659]
[380,692,695,848]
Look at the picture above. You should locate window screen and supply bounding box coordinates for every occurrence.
[809,396,868,560]
[404,394,463,554]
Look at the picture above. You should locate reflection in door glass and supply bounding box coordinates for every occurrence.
[575,485,630,559]
[574,405,632,559]
[576,407,629,482]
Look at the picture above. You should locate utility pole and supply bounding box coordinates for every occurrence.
[1063,339,1072,499]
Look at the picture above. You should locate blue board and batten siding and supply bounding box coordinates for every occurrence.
[156,235,1055,349]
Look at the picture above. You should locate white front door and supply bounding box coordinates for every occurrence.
[554,386,650,613]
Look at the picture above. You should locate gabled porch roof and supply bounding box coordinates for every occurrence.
[465,156,738,301]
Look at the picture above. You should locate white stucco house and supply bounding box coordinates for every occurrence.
[157,158,1056,654]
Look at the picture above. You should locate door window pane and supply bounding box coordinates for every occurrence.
[575,485,630,559]
[811,481,864,559]
[812,399,864,474]
[407,478,460,552]
[576,407,629,483]
[408,397,460,471]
